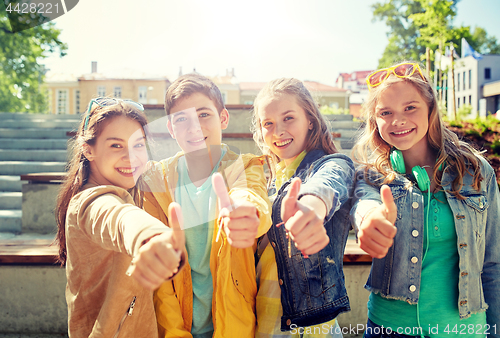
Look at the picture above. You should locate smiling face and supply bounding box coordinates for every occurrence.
[167,92,229,154]
[375,81,431,157]
[85,115,148,190]
[258,94,312,166]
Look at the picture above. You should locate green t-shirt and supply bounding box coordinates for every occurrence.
[174,150,225,337]
[368,191,486,337]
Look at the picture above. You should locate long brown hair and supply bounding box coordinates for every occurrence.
[352,61,483,199]
[251,78,337,183]
[55,100,149,265]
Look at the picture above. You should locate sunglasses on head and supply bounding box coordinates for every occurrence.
[83,97,144,131]
[366,63,426,90]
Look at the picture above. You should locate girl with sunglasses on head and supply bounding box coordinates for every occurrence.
[252,78,355,337]
[55,98,186,338]
[351,62,500,338]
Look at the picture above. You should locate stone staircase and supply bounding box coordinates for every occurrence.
[0,113,80,234]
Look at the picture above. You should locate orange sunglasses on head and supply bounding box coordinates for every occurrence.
[366,63,426,90]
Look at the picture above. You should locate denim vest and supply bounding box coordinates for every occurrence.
[267,150,354,331]
[351,156,500,335]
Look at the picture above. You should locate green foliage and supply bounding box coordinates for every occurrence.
[371,0,426,67]
[0,10,67,113]
[320,106,350,115]
[448,120,463,128]
[372,0,499,71]
[490,139,500,156]
[457,104,473,120]
[410,0,456,50]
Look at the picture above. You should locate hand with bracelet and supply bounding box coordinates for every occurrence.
[358,185,398,259]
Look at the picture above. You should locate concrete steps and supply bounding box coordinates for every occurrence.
[0,128,71,139]
[0,150,68,162]
[0,176,22,192]
[0,113,75,234]
[0,210,22,232]
[0,139,69,150]
[0,161,67,175]
[0,192,22,209]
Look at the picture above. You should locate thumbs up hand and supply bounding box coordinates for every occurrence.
[212,173,259,249]
[127,202,185,290]
[358,185,398,259]
[281,177,330,257]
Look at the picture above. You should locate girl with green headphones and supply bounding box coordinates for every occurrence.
[351,62,500,338]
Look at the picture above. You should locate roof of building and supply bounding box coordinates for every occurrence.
[337,70,373,83]
[78,68,169,81]
[239,81,347,92]
[45,72,79,83]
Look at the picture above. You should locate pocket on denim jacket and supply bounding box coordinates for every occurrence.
[463,194,488,240]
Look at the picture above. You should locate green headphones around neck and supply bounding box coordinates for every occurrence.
[390,149,431,192]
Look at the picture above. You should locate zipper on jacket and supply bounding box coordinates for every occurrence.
[112,296,136,338]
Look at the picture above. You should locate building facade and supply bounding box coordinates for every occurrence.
[447,54,500,117]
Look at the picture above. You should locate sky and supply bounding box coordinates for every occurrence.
[42,0,500,87]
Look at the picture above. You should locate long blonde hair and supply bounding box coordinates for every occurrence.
[55,101,149,265]
[352,62,483,199]
[251,78,337,183]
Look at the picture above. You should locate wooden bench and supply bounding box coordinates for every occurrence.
[7,172,370,265]
[0,237,59,265]
[0,237,370,265]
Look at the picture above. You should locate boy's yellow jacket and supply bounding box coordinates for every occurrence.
[141,148,272,338]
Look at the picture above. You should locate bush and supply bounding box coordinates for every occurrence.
[491,139,500,155]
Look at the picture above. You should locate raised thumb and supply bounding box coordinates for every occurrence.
[212,172,232,211]
[380,185,397,224]
[168,202,185,252]
[281,177,301,223]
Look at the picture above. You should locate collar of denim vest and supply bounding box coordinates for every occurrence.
[295,149,327,175]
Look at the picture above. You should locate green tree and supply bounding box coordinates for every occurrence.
[465,26,500,55]
[371,0,426,67]
[410,0,456,51]
[373,0,499,66]
[0,11,67,113]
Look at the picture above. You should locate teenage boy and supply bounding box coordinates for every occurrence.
[141,74,271,338]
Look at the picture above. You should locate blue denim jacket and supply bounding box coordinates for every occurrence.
[351,156,500,335]
[266,150,354,331]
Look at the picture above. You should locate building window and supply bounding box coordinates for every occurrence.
[221,92,227,104]
[463,97,466,105]
[469,70,472,89]
[97,86,106,97]
[457,74,460,92]
[485,68,491,80]
[138,86,147,104]
[48,89,53,114]
[75,90,80,114]
[114,86,122,98]
[469,95,472,105]
[457,98,460,109]
[57,89,68,115]
[463,72,466,91]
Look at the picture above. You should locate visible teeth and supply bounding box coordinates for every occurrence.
[275,139,292,147]
[118,168,135,174]
[191,138,205,142]
[393,129,412,135]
